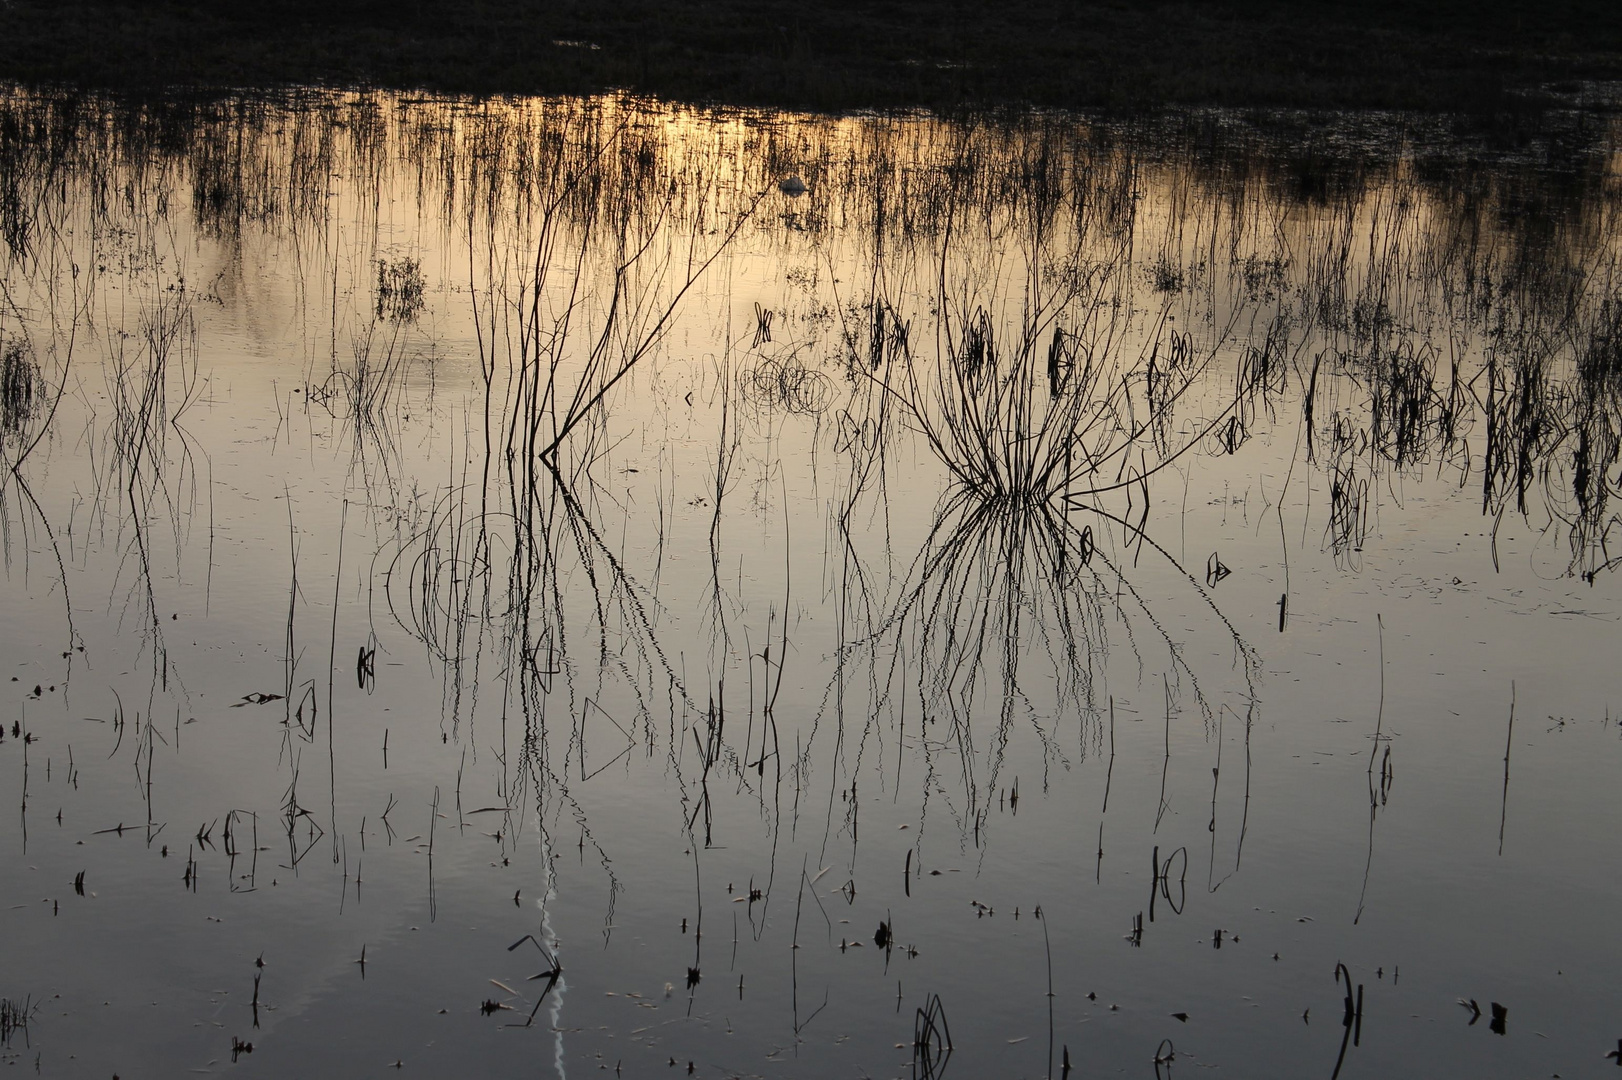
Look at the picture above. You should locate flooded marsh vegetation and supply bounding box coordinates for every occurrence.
[2,88,1622,1077]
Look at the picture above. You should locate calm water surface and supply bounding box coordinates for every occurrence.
[1,89,1620,1078]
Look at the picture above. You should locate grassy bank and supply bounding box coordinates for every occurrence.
[3,0,1622,113]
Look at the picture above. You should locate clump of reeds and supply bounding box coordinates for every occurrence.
[1577,296,1622,392]
[0,996,33,1048]
[305,320,414,444]
[851,272,1262,825]
[0,174,30,262]
[0,336,42,441]
[1553,295,1622,578]
[913,993,952,1078]
[1363,339,1458,469]
[1147,255,1184,294]
[886,277,1256,536]
[104,268,202,484]
[1482,345,1558,518]
[1237,253,1289,300]
[375,256,426,322]
[1324,452,1370,562]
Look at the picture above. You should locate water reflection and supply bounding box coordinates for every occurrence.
[1,87,1621,1077]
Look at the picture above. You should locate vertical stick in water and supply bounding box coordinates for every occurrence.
[328,498,346,863]
[1042,911,1055,1080]
[1353,617,1388,924]
[205,459,215,616]
[1368,614,1384,775]
[1498,681,1515,856]
[895,657,904,803]
[1154,679,1171,832]
[428,786,439,922]
[284,490,297,733]
[1101,696,1115,814]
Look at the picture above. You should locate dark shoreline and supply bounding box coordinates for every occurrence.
[3,0,1622,116]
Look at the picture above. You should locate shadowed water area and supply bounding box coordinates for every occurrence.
[1,88,1621,1077]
